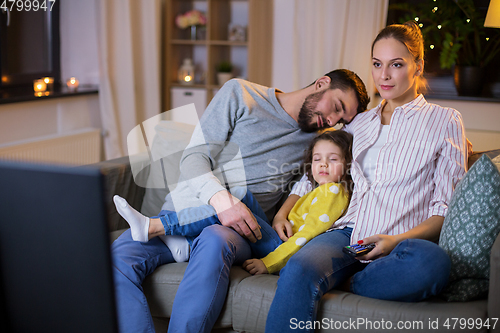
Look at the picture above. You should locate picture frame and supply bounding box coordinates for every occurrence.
[228,24,246,42]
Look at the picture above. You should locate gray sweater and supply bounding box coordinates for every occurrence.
[162,79,315,219]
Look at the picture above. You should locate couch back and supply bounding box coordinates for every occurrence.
[468,150,500,169]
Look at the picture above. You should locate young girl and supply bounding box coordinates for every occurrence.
[265,21,468,332]
[243,130,353,275]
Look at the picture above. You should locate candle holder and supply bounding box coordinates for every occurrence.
[42,77,54,91]
[66,77,79,91]
[178,59,195,85]
[33,79,47,96]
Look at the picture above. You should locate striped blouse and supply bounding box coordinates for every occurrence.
[291,95,468,243]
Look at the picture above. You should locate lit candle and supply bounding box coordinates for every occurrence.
[33,79,47,93]
[42,77,53,89]
[66,77,79,91]
[178,59,195,85]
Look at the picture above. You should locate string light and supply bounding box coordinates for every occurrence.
[415,17,419,22]
[419,23,424,28]
[432,6,438,13]
[430,45,435,49]
[466,19,471,23]
[486,37,490,41]
[437,25,442,29]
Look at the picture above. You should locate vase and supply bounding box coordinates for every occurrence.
[454,65,485,97]
[190,25,197,40]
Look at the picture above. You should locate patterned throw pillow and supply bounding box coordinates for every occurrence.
[439,154,500,302]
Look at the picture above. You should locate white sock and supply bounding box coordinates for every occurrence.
[159,235,190,262]
[113,195,150,242]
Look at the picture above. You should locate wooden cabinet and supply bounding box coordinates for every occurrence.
[163,0,273,112]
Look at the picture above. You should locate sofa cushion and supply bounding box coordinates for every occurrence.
[439,153,500,302]
[232,274,488,333]
[143,263,251,330]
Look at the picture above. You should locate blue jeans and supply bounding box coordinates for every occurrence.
[154,187,281,257]
[265,228,451,333]
[167,224,251,332]
[112,189,282,333]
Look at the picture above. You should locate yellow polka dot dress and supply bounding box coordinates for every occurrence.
[261,182,349,274]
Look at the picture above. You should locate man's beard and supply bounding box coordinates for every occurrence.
[297,89,328,133]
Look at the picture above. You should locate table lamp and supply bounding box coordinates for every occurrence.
[485,0,500,28]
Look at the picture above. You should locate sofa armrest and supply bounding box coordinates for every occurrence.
[488,231,500,324]
[91,155,149,232]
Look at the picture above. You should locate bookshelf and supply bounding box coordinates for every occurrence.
[163,0,273,113]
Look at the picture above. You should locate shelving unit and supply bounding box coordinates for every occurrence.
[163,0,273,114]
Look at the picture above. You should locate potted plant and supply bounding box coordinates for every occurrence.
[390,0,500,96]
[216,61,233,86]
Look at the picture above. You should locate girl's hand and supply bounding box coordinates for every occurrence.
[272,216,293,241]
[272,194,299,241]
[243,259,268,275]
[356,234,401,261]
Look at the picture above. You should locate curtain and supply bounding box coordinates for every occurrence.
[272,0,388,109]
[96,0,162,160]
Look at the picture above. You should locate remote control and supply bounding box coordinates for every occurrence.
[343,243,376,257]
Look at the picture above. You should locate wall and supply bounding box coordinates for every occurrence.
[0,96,101,145]
[426,98,500,152]
[369,95,500,152]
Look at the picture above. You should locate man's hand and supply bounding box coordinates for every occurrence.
[210,190,262,242]
[242,258,268,275]
[272,216,293,241]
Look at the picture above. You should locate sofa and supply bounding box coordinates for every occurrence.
[96,121,500,333]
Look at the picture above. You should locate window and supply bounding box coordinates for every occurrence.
[387,0,500,99]
[0,1,60,90]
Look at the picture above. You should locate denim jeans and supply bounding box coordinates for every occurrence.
[112,231,174,333]
[111,188,282,333]
[167,224,251,332]
[154,187,282,257]
[265,228,451,333]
